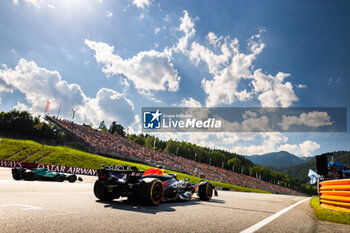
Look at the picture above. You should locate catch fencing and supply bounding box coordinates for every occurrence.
[319,179,350,213]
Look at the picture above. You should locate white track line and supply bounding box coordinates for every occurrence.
[240,197,311,233]
[0,204,41,210]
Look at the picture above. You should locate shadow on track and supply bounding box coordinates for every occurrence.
[96,197,222,214]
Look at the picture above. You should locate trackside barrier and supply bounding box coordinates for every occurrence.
[0,160,97,176]
[319,179,350,213]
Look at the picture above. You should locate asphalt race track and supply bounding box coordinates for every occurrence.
[1,168,349,233]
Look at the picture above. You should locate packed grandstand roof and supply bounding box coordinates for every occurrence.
[46,115,302,195]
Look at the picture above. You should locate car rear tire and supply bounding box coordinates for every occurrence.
[55,175,64,182]
[24,171,34,181]
[139,178,164,206]
[198,181,213,201]
[68,175,77,183]
[94,180,117,201]
[12,170,21,180]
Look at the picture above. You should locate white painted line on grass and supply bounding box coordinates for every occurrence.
[240,197,311,233]
[0,203,42,210]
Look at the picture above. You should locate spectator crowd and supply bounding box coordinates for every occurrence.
[47,115,302,195]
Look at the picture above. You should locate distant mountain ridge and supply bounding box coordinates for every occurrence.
[274,151,350,184]
[245,151,313,168]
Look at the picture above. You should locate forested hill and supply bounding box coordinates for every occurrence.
[272,151,350,184]
[245,151,313,168]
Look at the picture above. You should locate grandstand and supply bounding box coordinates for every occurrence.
[45,115,302,195]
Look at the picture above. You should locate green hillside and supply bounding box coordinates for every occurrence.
[273,151,350,183]
[245,151,313,168]
[0,137,269,193]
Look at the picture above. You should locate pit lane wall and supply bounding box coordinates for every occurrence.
[319,179,350,213]
[0,160,97,176]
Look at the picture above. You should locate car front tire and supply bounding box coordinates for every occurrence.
[198,181,213,201]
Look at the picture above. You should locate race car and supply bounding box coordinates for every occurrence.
[93,165,215,206]
[12,167,80,183]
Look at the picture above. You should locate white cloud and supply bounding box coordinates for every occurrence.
[0,76,14,104]
[0,59,136,127]
[217,110,270,132]
[279,111,333,130]
[179,97,201,107]
[24,0,40,8]
[164,14,171,22]
[215,132,256,145]
[132,0,151,8]
[170,12,298,108]
[171,10,196,54]
[231,132,320,156]
[296,84,307,89]
[82,88,136,127]
[252,69,298,107]
[106,11,113,17]
[328,77,342,86]
[206,32,223,47]
[155,27,161,34]
[139,13,145,20]
[0,59,85,114]
[278,140,320,156]
[232,133,288,155]
[84,39,181,94]
[14,102,30,111]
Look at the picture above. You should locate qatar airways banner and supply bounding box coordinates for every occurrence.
[0,160,97,176]
[142,107,346,132]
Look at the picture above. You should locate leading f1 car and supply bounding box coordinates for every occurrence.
[93,165,215,206]
[12,167,80,183]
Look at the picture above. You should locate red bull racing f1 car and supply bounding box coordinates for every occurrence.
[93,165,215,206]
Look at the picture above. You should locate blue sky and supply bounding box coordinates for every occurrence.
[0,0,349,156]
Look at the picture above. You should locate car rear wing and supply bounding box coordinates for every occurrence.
[98,165,144,183]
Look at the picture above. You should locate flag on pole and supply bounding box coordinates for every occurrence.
[45,101,50,112]
[57,103,61,117]
[71,109,75,120]
[308,169,320,185]
[194,153,197,161]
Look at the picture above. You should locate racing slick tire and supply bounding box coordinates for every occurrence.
[68,174,77,183]
[55,175,64,182]
[94,180,119,201]
[12,169,22,180]
[12,173,21,180]
[139,178,164,206]
[24,171,34,181]
[198,181,213,201]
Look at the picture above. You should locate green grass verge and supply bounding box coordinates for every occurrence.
[0,138,269,193]
[310,197,350,225]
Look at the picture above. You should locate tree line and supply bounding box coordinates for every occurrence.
[0,110,316,195]
[0,110,63,139]
[126,133,316,195]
